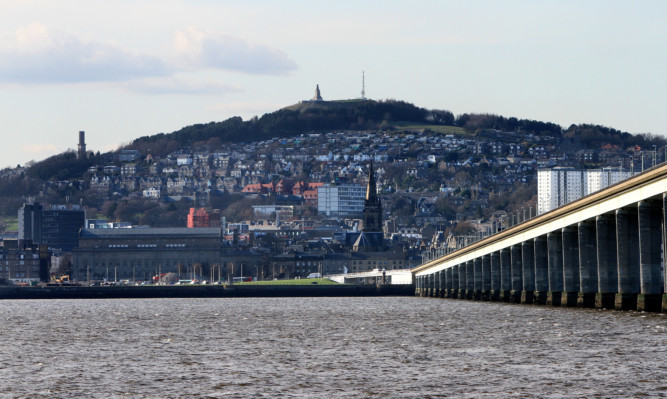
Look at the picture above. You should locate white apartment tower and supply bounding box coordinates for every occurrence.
[317,184,366,217]
[537,167,634,215]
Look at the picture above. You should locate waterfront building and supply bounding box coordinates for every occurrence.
[18,202,86,252]
[72,227,223,282]
[0,239,49,283]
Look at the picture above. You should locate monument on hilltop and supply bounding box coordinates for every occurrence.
[312,84,323,101]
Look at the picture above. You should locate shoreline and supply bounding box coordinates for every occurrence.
[0,284,414,300]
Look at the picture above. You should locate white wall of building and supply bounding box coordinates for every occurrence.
[538,167,634,214]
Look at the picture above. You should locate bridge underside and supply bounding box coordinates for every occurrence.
[415,165,667,313]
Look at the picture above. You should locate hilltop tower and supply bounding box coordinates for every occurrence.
[312,84,323,101]
[77,131,86,160]
[361,71,366,100]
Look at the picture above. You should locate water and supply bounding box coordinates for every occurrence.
[0,297,665,398]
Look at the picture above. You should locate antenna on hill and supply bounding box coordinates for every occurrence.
[361,71,366,100]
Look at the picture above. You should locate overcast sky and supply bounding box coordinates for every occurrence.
[1,0,665,168]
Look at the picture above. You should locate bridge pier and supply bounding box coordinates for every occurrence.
[521,240,535,304]
[451,265,460,299]
[473,258,483,300]
[615,207,640,310]
[465,260,474,300]
[578,220,598,308]
[499,248,511,302]
[596,214,618,309]
[561,226,580,307]
[481,254,491,301]
[445,267,453,298]
[509,245,523,304]
[489,251,501,301]
[534,235,548,305]
[637,200,663,312]
[547,231,563,306]
[663,193,667,314]
[458,264,467,299]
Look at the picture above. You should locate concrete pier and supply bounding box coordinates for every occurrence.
[465,260,474,300]
[451,265,460,299]
[663,194,667,314]
[481,255,491,301]
[489,251,501,301]
[561,226,580,307]
[445,267,454,298]
[533,235,548,305]
[547,231,563,306]
[637,200,663,312]
[596,213,617,309]
[521,240,535,304]
[458,264,466,299]
[499,248,511,302]
[473,258,482,300]
[577,220,597,308]
[616,207,640,310]
[510,244,523,303]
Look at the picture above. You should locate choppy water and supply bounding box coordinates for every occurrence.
[0,297,665,398]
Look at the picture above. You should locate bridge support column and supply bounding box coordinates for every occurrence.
[430,273,436,298]
[499,248,511,302]
[489,251,501,301]
[445,267,453,298]
[534,236,548,305]
[438,270,445,298]
[415,275,421,296]
[458,264,466,299]
[521,240,535,304]
[638,200,663,312]
[663,194,667,314]
[561,226,580,307]
[452,265,461,299]
[578,220,598,308]
[596,214,618,309]
[509,245,523,303]
[473,258,482,300]
[547,231,563,306]
[481,255,491,301]
[616,207,640,310]
[465,260,474,300]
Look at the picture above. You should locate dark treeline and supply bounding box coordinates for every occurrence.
[126,99,665,157]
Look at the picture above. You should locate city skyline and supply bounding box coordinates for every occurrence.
[1,0,665,169]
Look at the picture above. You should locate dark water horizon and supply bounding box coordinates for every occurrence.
[0,297,665,398]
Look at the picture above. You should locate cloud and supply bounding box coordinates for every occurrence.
[173,28,297,75]
[0,23,168,83]
[122,76,242,95]
[21,143,58,154]
[0,24,297,86]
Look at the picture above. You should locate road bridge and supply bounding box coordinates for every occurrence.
[413,163,667,313]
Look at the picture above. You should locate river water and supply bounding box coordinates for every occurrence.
[0,297,665,398]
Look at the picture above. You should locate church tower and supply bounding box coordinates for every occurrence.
[362,161,382,233]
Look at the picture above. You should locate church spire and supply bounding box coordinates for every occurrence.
[362,160,383,234]
[366,160,377,201]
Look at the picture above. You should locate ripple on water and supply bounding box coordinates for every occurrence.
[0,297,665,398]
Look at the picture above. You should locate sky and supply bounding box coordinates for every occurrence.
[0,0,665,169]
